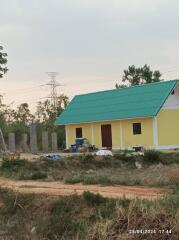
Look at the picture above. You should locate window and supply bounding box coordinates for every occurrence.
[171,90,175,95]
[133,123,142,135]
[76,128,82,138]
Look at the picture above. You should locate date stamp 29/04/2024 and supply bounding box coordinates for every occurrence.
[129,229,172,235]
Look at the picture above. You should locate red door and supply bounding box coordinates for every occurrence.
[101,124,112,148]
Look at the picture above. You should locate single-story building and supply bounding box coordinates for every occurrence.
[55,80,179,150]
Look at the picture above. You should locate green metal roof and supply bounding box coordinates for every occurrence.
[55,80,178,125]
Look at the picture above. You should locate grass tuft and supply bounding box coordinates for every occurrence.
[30,171,47,180]
[143,150,161,164]
[83,191,106,206]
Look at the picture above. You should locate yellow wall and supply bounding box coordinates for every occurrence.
[93,122,102,149]
[122,118,153,148]
[67,121,121,148]
[111,121,121,148]
[67,123,92,147]
[66,117,153,149]
[157,109,179,146]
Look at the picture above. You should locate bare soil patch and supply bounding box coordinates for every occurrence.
[0,177,167,199]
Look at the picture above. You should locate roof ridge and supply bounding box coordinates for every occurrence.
[75,79,179,97]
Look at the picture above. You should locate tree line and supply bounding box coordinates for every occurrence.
[116,64,162,88]
[0,93,69,148]
[0,46,68,148]
[0,45,163,148]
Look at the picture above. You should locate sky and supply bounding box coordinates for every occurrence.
[1,0,179,111]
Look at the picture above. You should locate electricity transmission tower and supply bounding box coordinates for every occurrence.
[46,72,61,109]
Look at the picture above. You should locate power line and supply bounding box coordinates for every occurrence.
[2,84,46,94]
[11,97,43,105]
[163,69,179,74]
[3,88,47,98]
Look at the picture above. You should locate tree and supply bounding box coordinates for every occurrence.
[0,96,26,143]
[57,94,69,109]
[0,95,8,129]
[115,83,127,89]
[13,103,35,124]
[35,94,69,129]
[0,46,8,78]
[116,64,162,88]
[0,95,16,124]
[36,99,57,124]
[35,94,69,148]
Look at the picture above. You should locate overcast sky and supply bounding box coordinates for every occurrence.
[1,0,179,111]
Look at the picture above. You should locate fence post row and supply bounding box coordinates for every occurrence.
[7,128,58,153]
[51,132,58,152]
[30,124,38,154]
[8,132,16,153]
[21,133,28,152]
[42,131,49,152]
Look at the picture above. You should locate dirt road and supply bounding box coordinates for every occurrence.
[0,177,168,199]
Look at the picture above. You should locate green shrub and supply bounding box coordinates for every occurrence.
[1,159,27,171]
[0,188,179,240]
[40,158,66,171]
[172,183,179,194]
[114,151,135,161]
[51,196,76,215]
[96,198,117,219]
[65,175,142,186]
[0,187,35,215]
[143,150,161,164]
[65,175,83,184]
[65,175,112,185]
[159,153,179,165]
[30,171,47,180]
[0,160,34,180]
[114,153,137,169]
[47,195,88,239]
[81,154,95,164]
[159,192,179,213]
[82,176,112,185]
[83,191,106,206]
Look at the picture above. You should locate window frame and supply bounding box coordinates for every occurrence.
[132,123,142,135]
[76,128,82,138]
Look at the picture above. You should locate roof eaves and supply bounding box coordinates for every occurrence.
[56,114,155,126]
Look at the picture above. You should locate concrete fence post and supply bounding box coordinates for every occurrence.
[51,132,58,152]
[21,133,28,152]
[30,124,38,154]
[8,132,15,153]
[42,131,49,152]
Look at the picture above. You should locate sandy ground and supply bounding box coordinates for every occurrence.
[0,177,168,199]
[20,152,83,161]
[20,150,179,162]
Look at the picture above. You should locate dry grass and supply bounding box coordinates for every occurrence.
[0,188,178,240]
[65,164,179,188]
[0,153,179,188]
